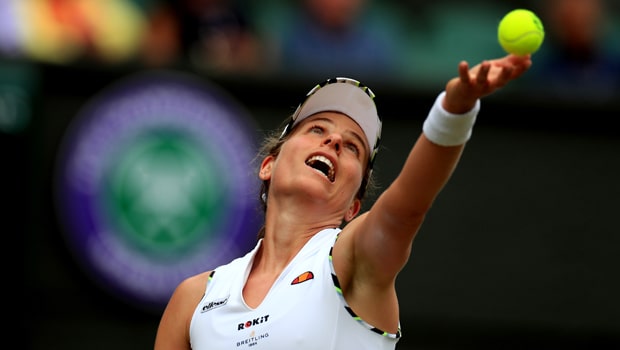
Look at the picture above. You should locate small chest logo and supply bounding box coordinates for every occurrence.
[200,296,229,313]
[291,271,314,285]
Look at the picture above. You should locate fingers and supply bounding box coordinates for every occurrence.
[508,53,532,64]
[476,61,491,84]
[458,61,470,83]
[499,63,514,81]
[504,54,532,77]
[450,54,531,100]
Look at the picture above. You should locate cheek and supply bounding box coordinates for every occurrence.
[280,135,307,156]
[342,161,364,187]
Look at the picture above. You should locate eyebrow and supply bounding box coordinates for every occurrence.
[308,116,368,153]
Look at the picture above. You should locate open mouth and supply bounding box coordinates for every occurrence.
[306,155,335,182]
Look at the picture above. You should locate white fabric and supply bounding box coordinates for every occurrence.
[189,228,399,349]
[422,91,480,146]
[293,81,381,153]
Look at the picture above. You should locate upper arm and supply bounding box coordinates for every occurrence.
[154,271,211,350]
[341,135,466,286]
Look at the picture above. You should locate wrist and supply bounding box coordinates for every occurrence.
[422,91,479,146]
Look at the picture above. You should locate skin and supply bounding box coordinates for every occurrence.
[154,53,532,349]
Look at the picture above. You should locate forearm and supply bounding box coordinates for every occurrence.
[363,133,465,273]
[383,92,478,222]
[389,135,464,217]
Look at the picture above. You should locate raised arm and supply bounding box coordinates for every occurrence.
[353,54,533,283]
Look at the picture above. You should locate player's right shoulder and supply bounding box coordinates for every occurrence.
[177,270,213,296]
[165,271,213,320]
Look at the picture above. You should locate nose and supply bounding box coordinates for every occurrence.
[323,134,342,153]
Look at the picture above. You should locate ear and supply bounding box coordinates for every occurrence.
[259,155,274,180]
[344,199,362,222]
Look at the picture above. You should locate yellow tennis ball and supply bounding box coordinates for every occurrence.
[498,9,545,55]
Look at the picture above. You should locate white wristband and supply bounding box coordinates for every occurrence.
[422,91,480,146]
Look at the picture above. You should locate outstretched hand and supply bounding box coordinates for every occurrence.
[442,54,532,114]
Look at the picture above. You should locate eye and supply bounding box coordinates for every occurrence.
[344,141,360,156]
[309,125,324,134]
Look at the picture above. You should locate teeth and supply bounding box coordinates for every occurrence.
[306,155,335,182]
[308,155,333,169]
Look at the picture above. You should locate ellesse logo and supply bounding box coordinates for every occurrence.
[201,296,229,313]
[291,271,314,285]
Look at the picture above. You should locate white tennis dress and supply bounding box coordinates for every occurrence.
[189,228,401,349]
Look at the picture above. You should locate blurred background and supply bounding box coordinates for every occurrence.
[6,0,620,349]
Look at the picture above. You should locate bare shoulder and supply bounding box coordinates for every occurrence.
[154,270,212,349]
[180,270,212,292]
[165,271,212,321]
[173,270,212,306]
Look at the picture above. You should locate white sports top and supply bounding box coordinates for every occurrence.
[189,228,401,349]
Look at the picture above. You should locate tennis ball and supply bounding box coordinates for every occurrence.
[498,9,545,55]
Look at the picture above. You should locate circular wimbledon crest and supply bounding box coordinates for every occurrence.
[54,71,262,312]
